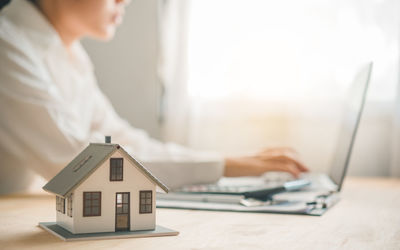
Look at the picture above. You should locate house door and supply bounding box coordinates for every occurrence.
[115,192,130,231]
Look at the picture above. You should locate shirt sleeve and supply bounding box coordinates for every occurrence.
[0,35,88,181]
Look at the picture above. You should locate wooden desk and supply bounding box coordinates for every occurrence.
[0,177,399,250]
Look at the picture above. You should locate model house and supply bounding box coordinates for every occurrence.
[42,137,169,235]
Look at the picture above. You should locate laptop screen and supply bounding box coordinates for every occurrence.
[329,63,373,191]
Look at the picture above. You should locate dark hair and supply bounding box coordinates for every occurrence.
[0,0,11,10]
[0,0,39,11]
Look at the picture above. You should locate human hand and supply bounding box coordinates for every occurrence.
[224,147,309,178]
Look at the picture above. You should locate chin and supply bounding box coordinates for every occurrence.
[91,26,116,41]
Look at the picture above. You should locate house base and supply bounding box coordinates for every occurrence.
[38,222,179,241]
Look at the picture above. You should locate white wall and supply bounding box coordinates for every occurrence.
[82,0,162,139]
[72,150,156,234]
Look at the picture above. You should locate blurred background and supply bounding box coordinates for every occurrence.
[82,0,400,178]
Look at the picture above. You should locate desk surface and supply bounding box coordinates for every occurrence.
[0,177,399,250]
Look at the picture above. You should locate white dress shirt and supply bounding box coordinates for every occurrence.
[0,0,223,194]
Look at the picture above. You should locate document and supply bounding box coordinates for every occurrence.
[156,177,338,215]
[156,198,313,213]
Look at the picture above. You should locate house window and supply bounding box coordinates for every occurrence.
[83,192,101,216]
[139,191,152,214]
[56,196,65,214]
[67,194,73,217]
[110,158,123,181]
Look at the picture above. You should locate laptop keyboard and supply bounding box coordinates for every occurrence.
[175,172,300,195]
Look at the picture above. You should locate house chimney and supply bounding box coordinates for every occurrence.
[105,136,111,143]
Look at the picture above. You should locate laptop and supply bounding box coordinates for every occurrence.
[157,62,373,215]
[302,61,373,192]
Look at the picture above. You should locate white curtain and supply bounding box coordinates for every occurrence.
[157,0,191,145]
[159,0,400,177]
[393,61,400,177]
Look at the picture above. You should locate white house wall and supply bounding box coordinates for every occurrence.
[72,149,156,234]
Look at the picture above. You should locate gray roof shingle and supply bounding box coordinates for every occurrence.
[43,143,169,196]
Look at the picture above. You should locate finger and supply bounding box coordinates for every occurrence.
[263,154,309,173]
[270,162,301,178]
[286,157,309,173]
[295,160,309,172]
[287,164,301,178]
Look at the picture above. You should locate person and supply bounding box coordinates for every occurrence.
[0,0,308,194]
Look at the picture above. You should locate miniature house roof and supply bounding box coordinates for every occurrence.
[43,143,169,197]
